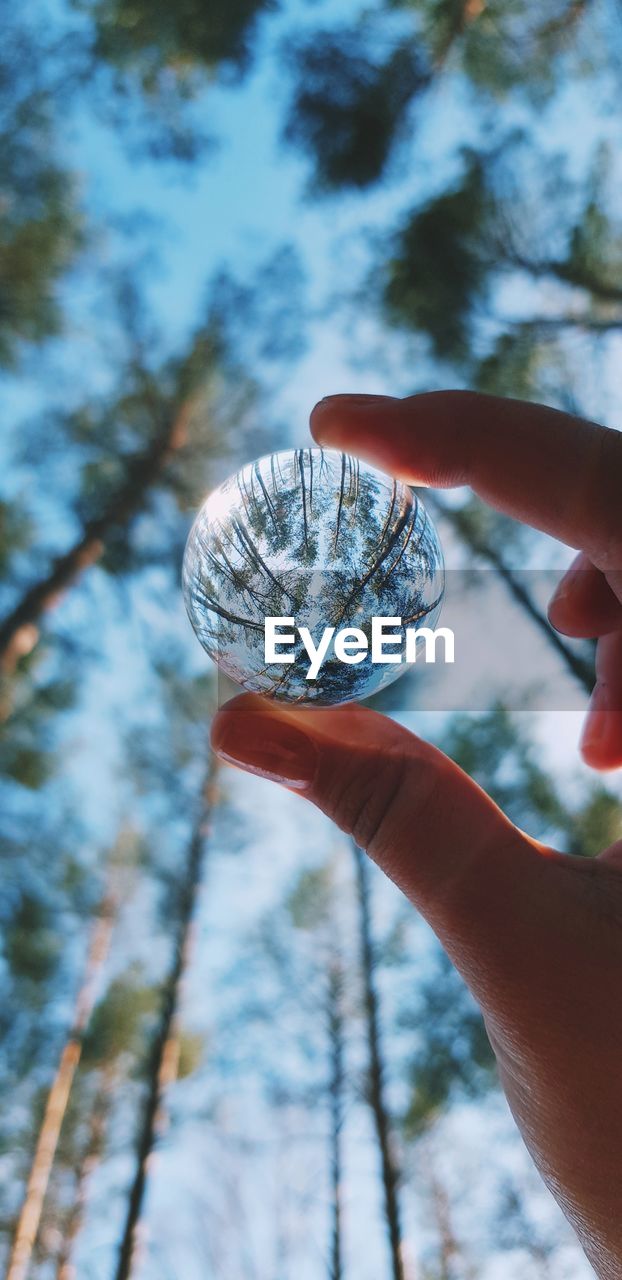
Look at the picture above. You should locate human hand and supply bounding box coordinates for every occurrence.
[212,392,622,1278]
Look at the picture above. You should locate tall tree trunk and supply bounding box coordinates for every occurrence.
[54,1064,117,1280]
[5,893,117,1280]
[0,396,193,676]
[351,842,405,1280]
[422,1149,463,1280]
[428,495,594,695]
[327,960,345,1280]
[113,753,219,1280]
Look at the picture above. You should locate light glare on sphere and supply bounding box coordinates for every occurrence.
[182,448,445,705]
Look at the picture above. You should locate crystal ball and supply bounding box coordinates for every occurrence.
[182,448,444,706]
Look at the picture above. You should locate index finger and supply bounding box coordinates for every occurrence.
[310,392,622,571]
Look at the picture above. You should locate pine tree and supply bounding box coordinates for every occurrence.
[352,841,406,1280]
[44,974,160,1280]
[427,493,595,696]
[0,307,259,678]
[5,849,122,1280]
[53,1068,112,1280]
[282,2,604,195]
[227,854,352,1280]
[285,862,350,1280]
[0,10,82,367]
[114,751,219,1280]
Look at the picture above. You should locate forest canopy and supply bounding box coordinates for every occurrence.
[0,1,620,1278]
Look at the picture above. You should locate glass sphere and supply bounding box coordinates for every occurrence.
[182,448,444,706]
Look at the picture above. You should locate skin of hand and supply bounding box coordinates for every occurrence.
[211,392,622,1278]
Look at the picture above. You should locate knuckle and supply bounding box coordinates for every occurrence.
[325,747,438,862]
[350,752,412,855]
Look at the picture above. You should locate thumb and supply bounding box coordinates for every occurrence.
[211,694,563,1008]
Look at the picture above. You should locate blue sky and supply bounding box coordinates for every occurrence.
[4,2,616,1273]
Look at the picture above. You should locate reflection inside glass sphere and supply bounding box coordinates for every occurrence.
[182,448,444,705]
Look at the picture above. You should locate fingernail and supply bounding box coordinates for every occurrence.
[212,711,318,790]
[548,565,582,613]
[581,709,606,756]
[548,578,571,611]
[579,686,622,768]
[311,394,393,444]
[547,581,572,631]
